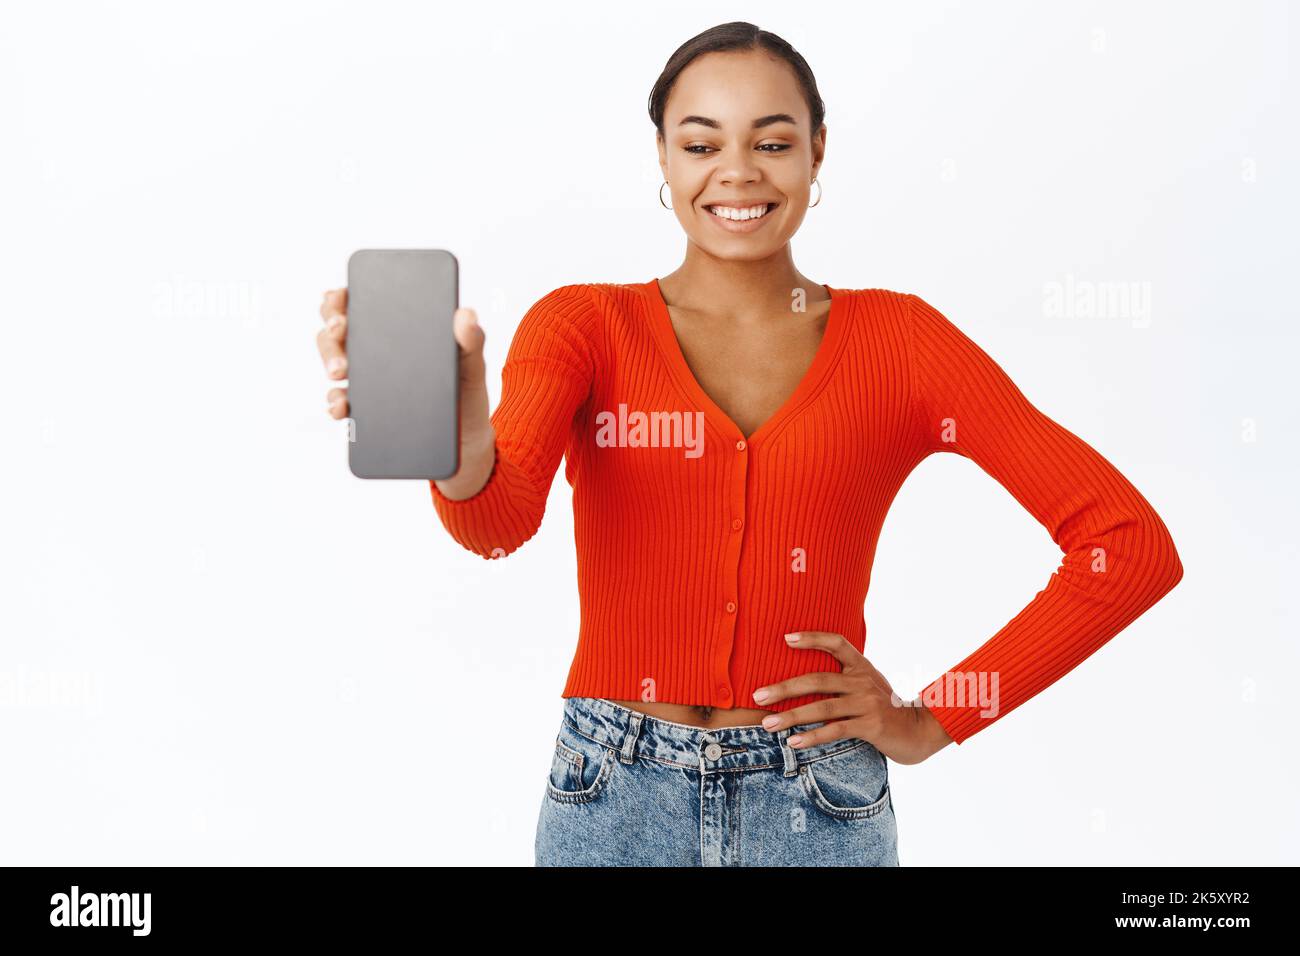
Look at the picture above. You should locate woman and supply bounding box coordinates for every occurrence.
[315,22,1183,866]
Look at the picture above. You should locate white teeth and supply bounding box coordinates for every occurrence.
[707,203,772,221]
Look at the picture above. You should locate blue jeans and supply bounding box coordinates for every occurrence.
[534,696,899,866]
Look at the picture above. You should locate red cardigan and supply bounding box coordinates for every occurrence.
[429,280,1183,744]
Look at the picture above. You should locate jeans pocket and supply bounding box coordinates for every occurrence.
[545,722,616,805]
[799,741,891,821]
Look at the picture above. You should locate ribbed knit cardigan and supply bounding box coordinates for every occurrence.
[429,280,1183,744]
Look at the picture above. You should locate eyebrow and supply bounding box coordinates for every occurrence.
[676,113,799,130]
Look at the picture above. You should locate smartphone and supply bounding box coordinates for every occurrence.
[346,249,460,479]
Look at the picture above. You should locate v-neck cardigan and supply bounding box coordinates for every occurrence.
[429,280,1183,744]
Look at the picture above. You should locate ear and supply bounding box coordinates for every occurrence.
[811,123,827,176]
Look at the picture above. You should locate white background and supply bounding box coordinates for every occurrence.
[1,0,1295,865]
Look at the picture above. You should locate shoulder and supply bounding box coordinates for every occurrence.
[832,286,928,305]
[581,280,652,316]
[827,287,935,342]
[869,288,958,335]
[525,282,600,315]
[514,283,607,339]
[829,289,973,366]
[499,285,609,373]
[516,279,662,349]
[827,286,923,316]
[560,280,661,341]
[527,281,649,323]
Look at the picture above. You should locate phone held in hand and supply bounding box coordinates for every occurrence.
[346,249,460,480]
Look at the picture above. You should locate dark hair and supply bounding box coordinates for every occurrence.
[647,22,826,139]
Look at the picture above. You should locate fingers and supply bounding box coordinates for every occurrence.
[453,307,493,442]
[748,632,856,708]
[751,670,850,708]
[762,695,873,749]
[321,307,347,341]
[319,287,348,322]
[759,696,854,733]
[327,387,349,419]
[317,288,348,379]
[751,631,886,746]
[453,306,486,384]
[794,631,893,699]
[784,630,862,669]
[786,630,898,704]
[317,326,348,379]
[319,288,349,417]
[785,718,855,749]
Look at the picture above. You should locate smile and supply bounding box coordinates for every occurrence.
[704,202,777,221]
[702,202,779,233]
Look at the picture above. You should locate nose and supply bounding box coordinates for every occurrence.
[716,149,761,186]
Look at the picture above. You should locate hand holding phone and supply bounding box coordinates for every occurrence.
[316,250,495,490]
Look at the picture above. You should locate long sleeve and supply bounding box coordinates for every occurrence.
[905,293,1183,745]
[429,283,597,558]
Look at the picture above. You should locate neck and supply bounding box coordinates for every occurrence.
[659,247,827,320]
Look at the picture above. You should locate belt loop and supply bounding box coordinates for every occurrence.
[618,710,644,765]
[779,727,800,777]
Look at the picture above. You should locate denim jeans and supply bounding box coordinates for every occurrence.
[534,696,899,866]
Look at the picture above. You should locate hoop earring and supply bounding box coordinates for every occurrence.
[808,178,822,208]
[659,181,673,210]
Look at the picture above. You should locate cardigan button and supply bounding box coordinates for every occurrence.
[725,601,736,613]
[731,517,743,531]
[735,439,746,451]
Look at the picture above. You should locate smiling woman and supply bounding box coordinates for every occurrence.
[316,19,1183,868]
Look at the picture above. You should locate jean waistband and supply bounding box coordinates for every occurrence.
[561,696,875,777]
